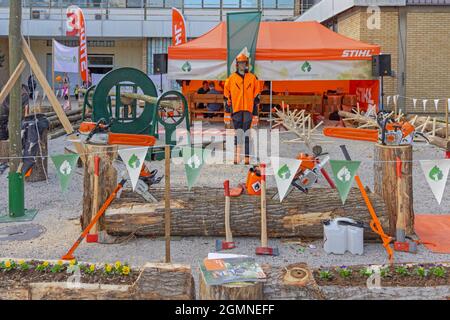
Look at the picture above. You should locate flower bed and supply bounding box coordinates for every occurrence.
[313,263,450,300]
[0,259,138,286]
[0,258,195,300]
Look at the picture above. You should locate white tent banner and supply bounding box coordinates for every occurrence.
[413,98,417,109]
[423,99,428,111]
[53,39,79,73]
[270,157,302,202]
[169,59,374,81]
[420,159,450,205]
[118,147,149,191]
[434,99,439,111]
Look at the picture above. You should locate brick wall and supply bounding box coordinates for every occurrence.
[405,8,450,114]
[337,8,361,40]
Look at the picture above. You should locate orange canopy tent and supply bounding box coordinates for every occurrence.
[169,21,381,109]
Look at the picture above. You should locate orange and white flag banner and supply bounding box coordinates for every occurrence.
[172,8,187,47]
[66,6,88,84]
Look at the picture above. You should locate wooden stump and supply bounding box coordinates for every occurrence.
[26,128,48,182]
[81,143,118,231]
[262,263,324,300]
[199,274,263,300]
[0,140,8,164]
[374,144,414,236]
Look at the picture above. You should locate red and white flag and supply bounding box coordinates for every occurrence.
[66,6,88,84]
[172,8,187,47]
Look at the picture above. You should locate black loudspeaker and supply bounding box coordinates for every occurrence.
[153,53,168,74]
[372,54,392,77]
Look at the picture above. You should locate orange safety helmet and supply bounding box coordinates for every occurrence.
[236,53,249,63]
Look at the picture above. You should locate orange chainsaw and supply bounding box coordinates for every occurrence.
[323,112,428,145]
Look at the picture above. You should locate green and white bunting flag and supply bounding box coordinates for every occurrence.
[118,147,149,191]
[330,160,361,204]
[420,159,450,205]
[51,154,80,192]
[270,157,302,202]
[183,147,206,190]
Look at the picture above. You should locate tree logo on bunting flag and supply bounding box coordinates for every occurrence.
[183,147,206,190]
[271,157,302,202]
[128,154,141,170]
[429,166,444,182]
[51,154,80,192]
[118,147,149,191]
[59,160,73,176]
[330,160,361,204]
[301,61,312,73]
[277,164,292,180]
[337,166,352,182]
[420,160,450,204]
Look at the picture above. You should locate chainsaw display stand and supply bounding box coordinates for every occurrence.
[374,143,414,236]
[81,143,118,232]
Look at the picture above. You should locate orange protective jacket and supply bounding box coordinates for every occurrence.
[224,72,260,115]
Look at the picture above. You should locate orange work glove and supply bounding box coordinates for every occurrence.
[251,116,259,128]
[224,113,232,125]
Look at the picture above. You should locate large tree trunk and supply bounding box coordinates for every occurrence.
[104,187,388,240]
[374,144,414,236]
[81,143,118,231]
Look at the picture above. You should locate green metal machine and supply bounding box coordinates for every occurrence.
[81,67,190,159]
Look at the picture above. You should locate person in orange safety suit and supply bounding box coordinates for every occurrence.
[224,53,260,165]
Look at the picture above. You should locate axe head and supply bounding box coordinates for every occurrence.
[215,239,236,251]
[256,247,279,256]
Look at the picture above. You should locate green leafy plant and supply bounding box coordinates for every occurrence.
[318,270,333,280]
[83,264,96,275]
[18,260,31,271]
[0,260,16,271]
[414,266,428,278]
[35,261,51,272]
[50,261,65,273]
[104,263,114,275]
[395,265,409,276]
[430,266,446,278]
[336,266,352,278]
[359,267,374,278]
[380,267,390,278]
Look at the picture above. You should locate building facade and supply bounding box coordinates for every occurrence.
[298,0,450,114]
[0,0,298,92]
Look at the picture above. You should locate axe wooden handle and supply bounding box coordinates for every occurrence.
[224,180,232,242]
[260,164,268,248]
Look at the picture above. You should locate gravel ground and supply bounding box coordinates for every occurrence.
[0,123,449,293]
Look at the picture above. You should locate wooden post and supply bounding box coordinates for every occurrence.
[374,144,414,236]
[165,145,171,264]
[81,144,118,231]
[0,140,8,164]
[25,127,48,183]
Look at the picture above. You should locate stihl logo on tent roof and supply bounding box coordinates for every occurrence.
[342,50,373,58]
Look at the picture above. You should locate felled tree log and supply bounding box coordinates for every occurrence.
[104,187,388,239]
[81,143,118,231]
[374,144,414,236]
[407,115,449,139]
